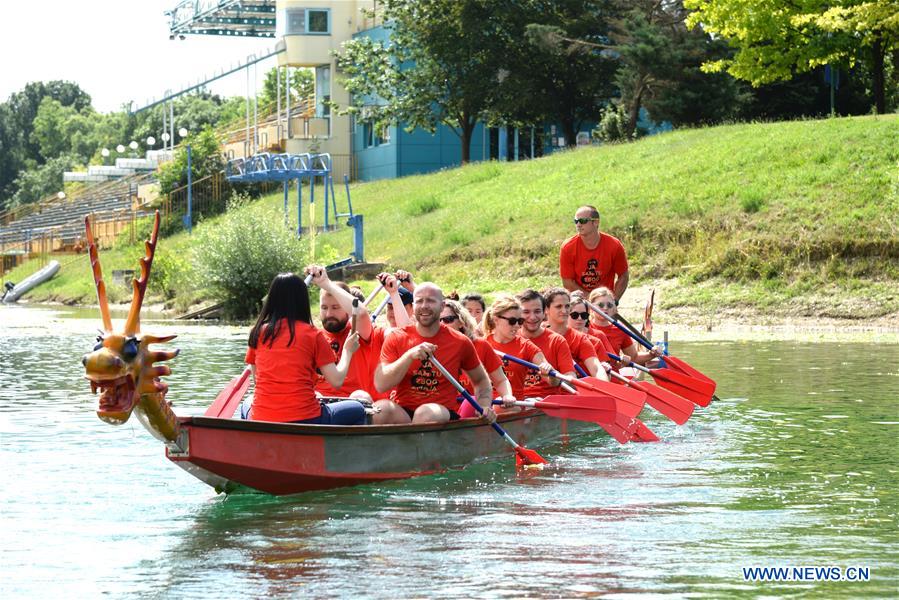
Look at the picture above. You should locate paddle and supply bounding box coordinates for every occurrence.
[603,363,694,425]
[205,366,253,418]
[363,284,384,307]
[371,295,390,319]
[496,351,658,443]
[642,288,654,340]
[350,298,360,333]
[585,299,717,394]
[608,352,714,407]
[493,395,617,427]
[429,356,547,468]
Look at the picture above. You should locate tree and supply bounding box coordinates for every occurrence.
[260,67,314,113]
[336,0,522,163]
[515,1,619,146]
[156,126,227,195]
[9,154,78,208]
[684,0,899,113]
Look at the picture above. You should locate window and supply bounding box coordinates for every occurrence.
[280,8,330,35]
[377,124,390,145]
[363,123,374,148]
[307,9,329,34]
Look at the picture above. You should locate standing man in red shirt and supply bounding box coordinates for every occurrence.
[375,282,497,424]
[559,205,629,302]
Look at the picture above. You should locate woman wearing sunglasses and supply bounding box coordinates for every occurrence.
[543,287,609,381]
[570,291,616,356]
[587,287,661,367]
[441,300,516,418]
[481,296,553,401]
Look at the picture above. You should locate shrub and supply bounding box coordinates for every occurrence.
[592,104,630,143]
[193,200,322,319]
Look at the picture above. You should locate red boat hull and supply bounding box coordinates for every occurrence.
[166,410,593,495]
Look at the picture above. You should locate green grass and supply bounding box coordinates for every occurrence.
[6,115,898,318]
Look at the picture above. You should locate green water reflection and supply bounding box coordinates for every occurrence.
[1,306,897,597]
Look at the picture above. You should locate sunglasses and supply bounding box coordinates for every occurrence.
[573,217,598,224]
[569,311,589,320]
[594,301,616,309]
[496,315,525,326]
[439,315,458,324]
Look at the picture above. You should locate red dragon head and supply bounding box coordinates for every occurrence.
[81,212,179,427]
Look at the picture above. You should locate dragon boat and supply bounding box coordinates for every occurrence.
[80,212,601,496]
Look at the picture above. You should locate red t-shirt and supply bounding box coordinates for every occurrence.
[562,327,599,367]
[460,337,504,394]
[586,329,615,359]
[486,335,542,399]
[559,233,628,292]
[592,323,634,355]
[380,324,480,411]
[245,320,336,422]
[315,322,369,397]
[520,328,574,399]
[365,326,390,400]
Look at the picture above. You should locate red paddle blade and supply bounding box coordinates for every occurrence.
[515,446,548,468]
[649,369,713,407]
[205,369,252,418]
[578,376,648,409]
[630,417,659,442]
[625,379,694,425]
[535,396,617,426]
[663,355,717,393]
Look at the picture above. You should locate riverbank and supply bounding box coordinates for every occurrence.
[3,115,897,320]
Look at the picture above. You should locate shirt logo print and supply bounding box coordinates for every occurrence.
[410,358,440,393]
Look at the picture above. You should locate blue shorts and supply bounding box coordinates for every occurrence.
[293,400,367,425]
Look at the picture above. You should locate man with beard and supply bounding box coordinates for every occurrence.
[306,266,374,398]
[375,282,497,425]
[516,288,576,399]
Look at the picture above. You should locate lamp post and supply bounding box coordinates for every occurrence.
[101,148,110,165]
[179,127,192,234]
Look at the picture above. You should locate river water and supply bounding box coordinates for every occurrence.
[1,305,897,598]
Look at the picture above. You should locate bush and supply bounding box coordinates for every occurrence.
[193,198,332,319]
[592,104,631,143]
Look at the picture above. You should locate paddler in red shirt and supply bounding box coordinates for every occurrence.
[245,273,365,424]
[542,287,609,381]
[569,291,616,357]
[516,289,576,399]
[560,205,629,302]
[374,283,497,425]
[588,286,661,367]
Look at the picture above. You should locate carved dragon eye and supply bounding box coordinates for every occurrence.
[122,338,139,361]
[93,336,104,351]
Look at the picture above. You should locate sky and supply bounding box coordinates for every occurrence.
[0,1,279,113]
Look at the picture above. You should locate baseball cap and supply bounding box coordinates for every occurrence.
[387,287,414,306]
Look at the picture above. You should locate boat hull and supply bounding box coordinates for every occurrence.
[167,410,594,495]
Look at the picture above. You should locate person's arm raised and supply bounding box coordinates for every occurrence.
[378,272,412,328]
[307,264,374,340]
[394,269,415,292]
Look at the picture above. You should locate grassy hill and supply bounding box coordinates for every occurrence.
[6,115,898,319]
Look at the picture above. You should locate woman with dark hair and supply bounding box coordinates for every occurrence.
[245,272,366,425]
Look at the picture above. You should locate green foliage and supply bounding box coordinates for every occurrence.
[684,0,899,113]
[405,195,442,216]
[156,126,227,194]
[193,199,315,319]
[9,153,78,208]
[150,247,194,300]
[593,104,631,143]
[336,0,524,162]
[260,67,314,113]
